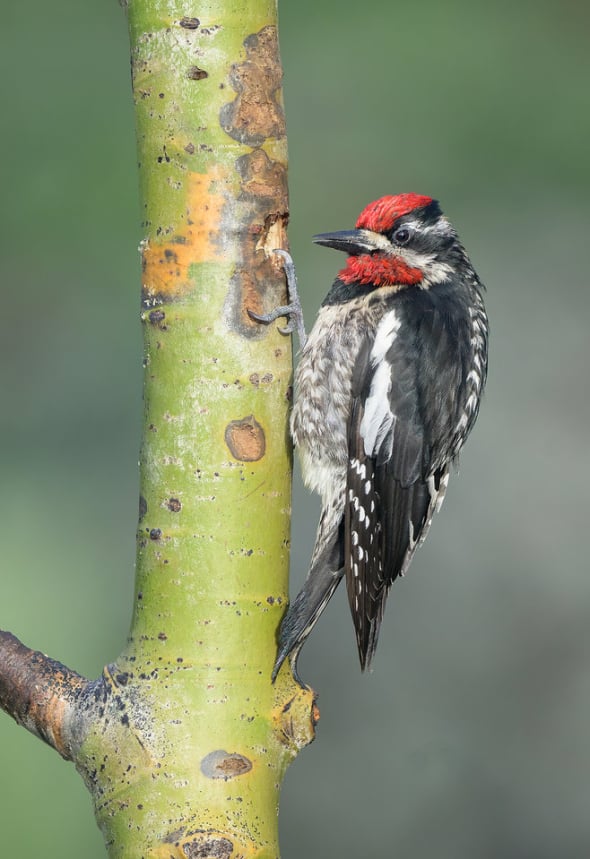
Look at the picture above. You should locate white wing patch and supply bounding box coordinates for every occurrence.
[360,309,401,458]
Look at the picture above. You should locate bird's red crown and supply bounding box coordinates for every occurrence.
[356,194,433,232]
[338,194,433,287]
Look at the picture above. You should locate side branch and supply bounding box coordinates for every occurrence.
[0,630,90,760]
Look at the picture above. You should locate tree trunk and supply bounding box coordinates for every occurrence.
[0,1,316,856]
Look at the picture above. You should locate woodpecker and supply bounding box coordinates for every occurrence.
[255,194,488,681]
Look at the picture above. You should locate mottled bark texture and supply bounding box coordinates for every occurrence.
[0,2,316,856]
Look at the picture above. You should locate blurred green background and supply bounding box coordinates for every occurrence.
[1,1,588,856]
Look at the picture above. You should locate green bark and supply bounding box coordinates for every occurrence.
[78,2,314,856]
[0,1,316,857]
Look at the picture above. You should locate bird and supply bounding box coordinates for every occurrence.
[254,194,488,681]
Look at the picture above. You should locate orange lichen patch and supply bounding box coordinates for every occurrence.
[224,415,266,462]
[153,847,185,859]
[141,169,226,301]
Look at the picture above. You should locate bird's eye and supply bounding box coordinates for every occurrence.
[392,225,413,245]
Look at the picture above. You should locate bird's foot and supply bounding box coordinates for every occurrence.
[249,250,307,348]
[271,644,308,690]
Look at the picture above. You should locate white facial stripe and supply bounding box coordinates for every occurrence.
[398,248,453,285]
[417,216,454,237]
[358,229,392,252]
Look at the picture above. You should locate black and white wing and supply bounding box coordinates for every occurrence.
[345,301,464,670]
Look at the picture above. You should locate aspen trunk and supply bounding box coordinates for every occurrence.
[0,1,316,856]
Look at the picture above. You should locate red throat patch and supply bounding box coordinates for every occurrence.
[356,194,433,232]
[339,254,422,287]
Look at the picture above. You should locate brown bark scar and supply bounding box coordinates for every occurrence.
[200,749,253,780]
[220,25,285,147]
[217,26,290,336]
[224,416,266,462]
[226,150,289,335]
[182,834,234,858]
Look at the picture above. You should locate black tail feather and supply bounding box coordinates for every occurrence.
[272,525,344,682]
[347,474,433,673]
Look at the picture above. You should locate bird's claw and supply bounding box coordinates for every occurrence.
[278,321,295,336]
[247,250,307,348]
[248,304,295,326]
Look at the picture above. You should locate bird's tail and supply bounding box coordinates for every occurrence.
[272,522,344,683]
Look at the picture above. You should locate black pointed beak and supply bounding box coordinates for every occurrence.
[312,229,378,255]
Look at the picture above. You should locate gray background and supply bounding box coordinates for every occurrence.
[1,1,588,856]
